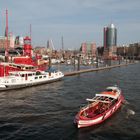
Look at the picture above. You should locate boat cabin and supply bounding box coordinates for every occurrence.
[96,86,121,99]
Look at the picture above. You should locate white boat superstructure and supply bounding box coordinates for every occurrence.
[0,70,64,91]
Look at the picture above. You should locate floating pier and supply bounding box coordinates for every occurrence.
[64,63,135,76]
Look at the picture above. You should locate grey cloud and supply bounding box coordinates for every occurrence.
[0,0,140,48]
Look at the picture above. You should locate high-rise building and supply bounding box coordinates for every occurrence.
[103,24,117,58]
[104,23,117,48]
[103,27,107,49]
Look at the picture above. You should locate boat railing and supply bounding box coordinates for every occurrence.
[87,96,116,111]
[86,95,100,102]
[87,99,110,104]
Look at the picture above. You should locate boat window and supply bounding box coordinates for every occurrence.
[39,76,42,79]
[106,89,113,92]
[17,66,21,69]
[21,74,24,77]
[43,76,46,78]
[28,74,32,76]
[24,40,31,45]
[35,77,38,79]
[36,71,41,75]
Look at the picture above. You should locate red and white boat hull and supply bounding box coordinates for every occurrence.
[75,93,124,128]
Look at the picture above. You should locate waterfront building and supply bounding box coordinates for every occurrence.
[34,46,47,55]
[103,27,107,49]
[9,33,15,48]
[117,42,140,59]
[80,42,96,57]
[0,34,23,49]
[104,23,117,48]
[0,36,10,49]
[15,36,24,48]
[103,23,117,58]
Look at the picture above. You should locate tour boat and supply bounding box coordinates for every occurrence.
[0,69,64,91]
[74,86,124,128]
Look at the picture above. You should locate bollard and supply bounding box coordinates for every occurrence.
[77,55,81,71]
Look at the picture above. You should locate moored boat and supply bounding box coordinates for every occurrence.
[0,69,64,91]
[0,36,49,77]
[74,86,124,128]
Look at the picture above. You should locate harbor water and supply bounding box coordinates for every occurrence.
[0,63,140,140]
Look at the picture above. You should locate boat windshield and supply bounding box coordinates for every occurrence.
[106,89,113,92]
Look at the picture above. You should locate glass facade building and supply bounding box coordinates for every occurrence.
[104,24,117,48]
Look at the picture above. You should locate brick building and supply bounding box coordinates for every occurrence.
[80,42,96,57]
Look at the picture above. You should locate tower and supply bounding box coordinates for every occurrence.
[103,23,117,58]
[104,23,117,48]
[23,36,32,56]
[103,27,107,49]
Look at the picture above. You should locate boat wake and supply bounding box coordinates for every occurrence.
[121,100,135,118]
[126,109,135,118]
[122,100,130,105]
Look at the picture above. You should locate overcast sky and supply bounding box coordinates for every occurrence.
[0,0,140,49]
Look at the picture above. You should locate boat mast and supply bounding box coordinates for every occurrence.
[30,24,32,43]
[5,9,9,59]
[61,36,64,51]
[61,36,64,59]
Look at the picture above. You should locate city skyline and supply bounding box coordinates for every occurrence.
[0,0,140,49]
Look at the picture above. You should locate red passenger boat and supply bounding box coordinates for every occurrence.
[74,86,124,128]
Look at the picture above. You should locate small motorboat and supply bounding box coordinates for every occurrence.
[74,86,124,128]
